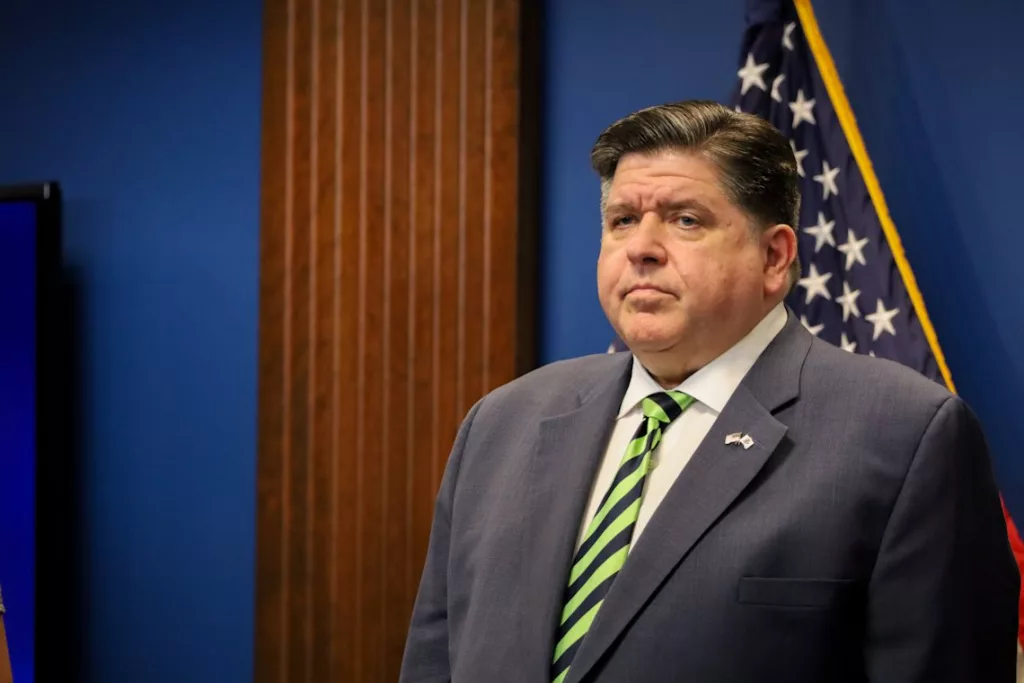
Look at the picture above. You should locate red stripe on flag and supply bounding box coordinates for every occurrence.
[1000,499,1024,646]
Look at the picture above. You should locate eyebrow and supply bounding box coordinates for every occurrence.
[604,198,713,216]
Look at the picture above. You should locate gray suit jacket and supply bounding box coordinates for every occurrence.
[400,311,1019,682]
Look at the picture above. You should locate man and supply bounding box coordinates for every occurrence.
[400,100,1019,682]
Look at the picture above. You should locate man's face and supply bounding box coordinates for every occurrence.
[597,149,792,380]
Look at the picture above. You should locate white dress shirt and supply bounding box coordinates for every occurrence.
[575,303,789,551]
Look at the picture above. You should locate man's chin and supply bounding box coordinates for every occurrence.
[619,333,679,354]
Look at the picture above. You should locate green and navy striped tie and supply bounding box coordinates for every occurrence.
[551,390,695,683]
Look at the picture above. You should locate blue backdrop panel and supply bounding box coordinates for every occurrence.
[0,200,38,682]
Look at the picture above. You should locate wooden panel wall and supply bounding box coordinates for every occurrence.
[255,0,536,681]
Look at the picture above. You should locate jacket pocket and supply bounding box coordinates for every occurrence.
[737,577,857,609]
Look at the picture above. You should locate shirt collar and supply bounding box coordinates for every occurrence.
[617,302,788,418]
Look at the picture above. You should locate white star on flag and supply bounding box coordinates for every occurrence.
[771,74,785,103]
[837,228,869,270]
[790,140,808,177]
[797,263,832,304]
[783,22,796,51]
[865,299,899,340]
[801,315,824,336]
[789,89,816,128]
[737,53,769,95]
[813,160,840,200]
[803,212,836,253]
[840,332,857,353]
[836,281,862,322]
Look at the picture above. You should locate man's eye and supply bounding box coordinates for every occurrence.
[675,215,699,228]
[611,216,637,228]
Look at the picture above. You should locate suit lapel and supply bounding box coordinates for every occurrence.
[564,311,812,683]
[518,353,633,682]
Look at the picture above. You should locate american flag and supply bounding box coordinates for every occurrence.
[730,0,941,378]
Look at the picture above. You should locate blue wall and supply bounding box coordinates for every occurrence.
[541,0,1024,518]
[0,1,262,681]
[0,203,39,682]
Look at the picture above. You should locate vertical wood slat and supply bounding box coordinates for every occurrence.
[256,0,533,681]
[408,0,438,655]
[286,2,313,682]
[383,0,414,678]
[255,0,289,678]
[337,0,362,679]
[310,1,339,681]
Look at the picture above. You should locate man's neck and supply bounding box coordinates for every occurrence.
[635,302,786,390]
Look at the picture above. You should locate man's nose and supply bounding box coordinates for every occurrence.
[626,214,668,266]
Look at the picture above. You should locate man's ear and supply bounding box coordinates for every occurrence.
[762,223,798,294]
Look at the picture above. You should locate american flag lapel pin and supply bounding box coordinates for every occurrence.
[725,432,755,450]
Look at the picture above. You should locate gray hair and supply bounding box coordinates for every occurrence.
[591,100,802,288]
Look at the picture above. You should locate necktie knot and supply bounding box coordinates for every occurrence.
[641,390,695,425]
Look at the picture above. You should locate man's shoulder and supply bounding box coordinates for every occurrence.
[489,352,628,403]
[450,352,630,454]
[802,334,954,411]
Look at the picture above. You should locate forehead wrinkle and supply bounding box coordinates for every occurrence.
[608,184,714,214]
